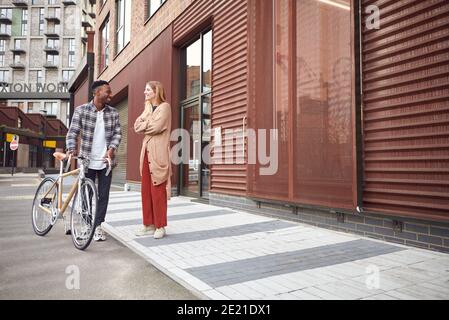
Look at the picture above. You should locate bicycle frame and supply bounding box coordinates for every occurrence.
[38,155,111,217]
[38,159,83,217]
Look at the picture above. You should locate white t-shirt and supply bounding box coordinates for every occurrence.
[89,110,107,170]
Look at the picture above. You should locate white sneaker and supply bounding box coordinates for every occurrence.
[135,225,156,237]
[94,226,106,241]
[153,227,166,239]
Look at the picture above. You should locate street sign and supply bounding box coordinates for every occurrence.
[10,140,18,151]
[10,135,19,151]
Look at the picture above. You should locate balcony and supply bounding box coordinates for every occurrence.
[44,29,60,38]
[89,0,96,4]
[81,18,92,28]
[88,12,96,19]
[0,14,12,24]
[10,62,25,69]
[45,14,60,24]
[12,0,28,7]
[11,47,26,54]
[62,0,77,5]
[0,31,11,39]
[43,62,58,69]
[44,46,59,54]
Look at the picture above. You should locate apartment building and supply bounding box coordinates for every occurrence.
[69,0,449,252]
[0,0,95,126]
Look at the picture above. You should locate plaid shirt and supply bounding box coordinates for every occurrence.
[66,101,122,163]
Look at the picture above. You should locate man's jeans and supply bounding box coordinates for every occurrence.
[85,167,112,226]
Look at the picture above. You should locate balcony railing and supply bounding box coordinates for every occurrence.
[11,46,26,53]
[44,28,60,38]
[81,18,92,28]
[0,31,11,39]
[0,13,12,24]
[62,0,77,5]
[12,0,28,7]
[45,14,61,24]
[10,62,25,69]
[44,46,59,54]
[43,62,58,69]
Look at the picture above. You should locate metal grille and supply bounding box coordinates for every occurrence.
[361,0,449,221]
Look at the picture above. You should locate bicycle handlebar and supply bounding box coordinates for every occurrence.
[65,154,112,177]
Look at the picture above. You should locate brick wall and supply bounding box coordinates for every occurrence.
[209,193,449,254]
[94,0,193,81]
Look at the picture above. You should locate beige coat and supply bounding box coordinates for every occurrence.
[134,102,172,200]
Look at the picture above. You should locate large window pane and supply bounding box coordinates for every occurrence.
[185,38,201,99]
[294,0,353,208]
[202,30,212,93]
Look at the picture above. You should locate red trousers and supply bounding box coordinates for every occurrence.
[141,152,167,228]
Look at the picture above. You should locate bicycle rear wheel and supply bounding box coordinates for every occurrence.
[70,178,98,251]
[31,177,58,236]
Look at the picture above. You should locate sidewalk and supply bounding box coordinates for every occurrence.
[102,192,449,300]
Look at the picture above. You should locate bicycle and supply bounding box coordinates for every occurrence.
[31,152,111,251]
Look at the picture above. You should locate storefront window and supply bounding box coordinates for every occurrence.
[248,0,354,209]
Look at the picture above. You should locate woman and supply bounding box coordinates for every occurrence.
[134,81,172,239]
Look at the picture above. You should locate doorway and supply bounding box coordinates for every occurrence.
[179,29,212,199]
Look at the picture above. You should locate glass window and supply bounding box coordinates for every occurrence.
[68,38,75,52]
[0,24,11,35]
[21,9,27,36]
[68,53,75,67]
[0,9,11,19]
[0,54,4,67]
[39,8,45,35]
[185,38,201,99]
[62,70,74,82]
[27,102,34,113]
[202,30,212,93]
[47,54,59,64]
[36,70,43,83]
[100,18,109,70]
[18,117,22,128]
[47,38,59,48]
[184,30,212,99]
[0,40,5,51]
[14,54,21,63]
[0,70,9,82]
[116,0,131,53]
[44,102,58,115]
[148,0,165,18]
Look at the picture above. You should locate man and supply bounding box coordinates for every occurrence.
[66,80,121,241]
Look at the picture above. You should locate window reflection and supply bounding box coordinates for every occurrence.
[185,38,201,98]
[202,30,212,92]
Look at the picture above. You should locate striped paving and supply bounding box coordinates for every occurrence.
[186,239,405,287]
[103,192,449,300]
[108,209,236,227]
[135,220,294,247]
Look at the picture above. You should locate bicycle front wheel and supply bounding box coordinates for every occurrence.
[70,178,98,251]
[32,177,58,236]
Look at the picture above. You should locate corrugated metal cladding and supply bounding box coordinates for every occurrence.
[173,0,249,196]
[361,0,449,221]
[113,98,128,186]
